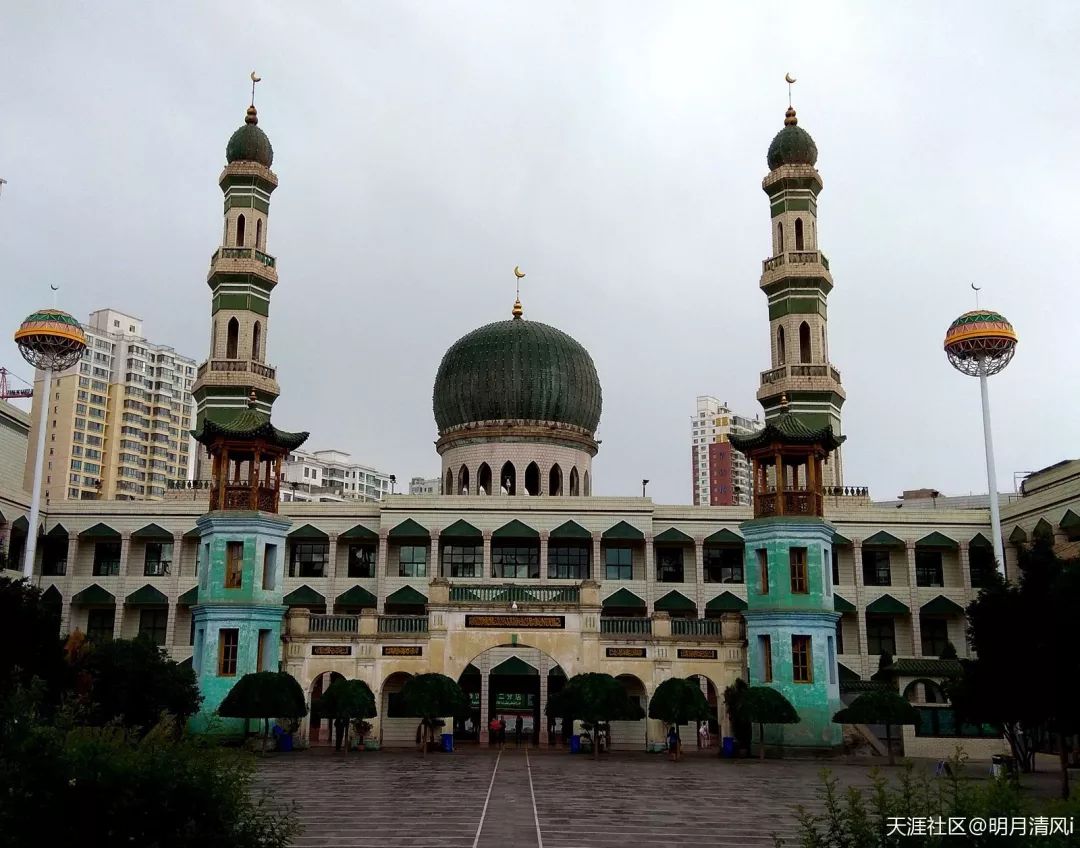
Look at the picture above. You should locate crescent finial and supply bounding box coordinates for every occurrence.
[785,72,796,84]
[514,266,525,279]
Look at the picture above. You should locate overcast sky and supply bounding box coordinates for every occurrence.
[2,2,1077,504]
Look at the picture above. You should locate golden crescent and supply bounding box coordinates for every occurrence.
[785,72,796,84]
[250,71,262,82]
[514,266,525,279]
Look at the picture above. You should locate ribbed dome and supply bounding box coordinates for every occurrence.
[433,318,602,434]
[226,106,273,167]
[767,107,818,170]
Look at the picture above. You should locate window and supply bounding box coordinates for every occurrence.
[236,213,246,247]
[262,543,278,590]
[915,707,1001,739]
[255,218,263,250]
[144,542,173,576]
[835,618,845,654]
[789,547,808,593]
[799,321,811,363]
[605,546,633,580]
[93,541,121,576]
[218,628,239,676]
[703,547,743,583]
[656,548,684,582]
[251,321,261,361]
[87,608,114,642]
[776,221,784,252]
[866,616,896,656]
[225,541,244,588]
[823,548,832,595]
[759,635,773,682]
[398,545,427,578]
[795,217,804,250]
[226,317,239,359]
[861,550,891,586]
[777,326,786,365]
[442,544,481,578]
[827,636,836,684]
[921,617,950,656]
[969,547,995,588]
[792,635,812,683]
[831,547,840,585]
[138,608,168,646]
[493,544,539,579]
[257,628,270,672]
[289,541,328,578]
[548,545,589,580]
[348,544,375,578]
[915,550,944,587]
[757,548,769,594]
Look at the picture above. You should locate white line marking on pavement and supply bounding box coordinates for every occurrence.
[525,746,544,848]
[472,749,502,848]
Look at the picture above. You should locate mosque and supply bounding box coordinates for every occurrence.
[3,88,1078,757]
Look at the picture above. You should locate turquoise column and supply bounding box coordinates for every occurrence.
[742,516,843,749]
[189,511,291,734]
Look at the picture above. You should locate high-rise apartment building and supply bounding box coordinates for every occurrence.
[690,396,762,506]
[281,448,392,503]
[409,476,441,496]
[23,308,196,503]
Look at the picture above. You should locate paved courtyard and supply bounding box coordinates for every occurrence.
[257,748,891,848]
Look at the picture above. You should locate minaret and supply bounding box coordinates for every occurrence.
[191,87,281,478]
[755,94,846,487]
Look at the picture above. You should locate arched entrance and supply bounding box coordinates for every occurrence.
[687,674,722,749]
[308,671,344,746]
[610,674,648,751]
[379,671,415,747]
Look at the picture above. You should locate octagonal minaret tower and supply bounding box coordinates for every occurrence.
[191,94,281,477]
[755,99,846,487]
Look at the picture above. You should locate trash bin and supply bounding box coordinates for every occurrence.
[442,733,454,753]
[570,734,581,754]
[991,754,1005,778]
[722,736,735,758]
[278,733,293,753]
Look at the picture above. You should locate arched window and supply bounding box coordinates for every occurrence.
[799,321,811,364]
[223,220,228,244]
[445,469,453,496]
[251,321,261,362]
[776,222,784,253]
[794,218,804,251]
[583,470,591,496]
[458,464,470,496]
[226,317,239,359]
[525,462,540,496]
[236,214,246,247]
[569,467,580,497]
[500,462,516,495]
[812,220,816,247]
[548,464,563,496]
[211,320,218,355]
[821,327,827,361]
[477,462,492,496]
[777,326,786,365]
[256,218,263,250]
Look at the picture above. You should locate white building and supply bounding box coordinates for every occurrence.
[690,396,762,507]
[409,476,441,496]
[281,448,392,503]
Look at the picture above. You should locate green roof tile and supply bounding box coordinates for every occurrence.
[705,591,747,612]
[704,529,743,545]
[131,523,173,540]
[78,523,120,540]
[728,410,844,453]
[920,595,965,615]
[863,530,904,548]
[916,532,958,549]
[440,519,482,539]
[1033,519,1054,540]
[1009,526,1027,543]
[602,521,644,541]
[654,590,695,611]
[884,658,963,678]
[549,520,591,540]
[832,532,852,546]
[1059,510,1080,530]
[602,588,645,608]
[654,528,693,544]
[226,115,274,167]
[340,523,378,540]
[191,406,307,451]
[491,656,538,676]
[767,120,818,170]
[335,585,377,608]
[492,519,539,540]
[71,584,115,606]
[287,523,327,540]
[125,585,169,606]
[283,585,325,606]
[385,585,427,606]
[388,519,430,540]
[177,586,198,605]
[45,524,69,538]
[834,594,856,613]
[866,593,910,615]
[968,533,993,549]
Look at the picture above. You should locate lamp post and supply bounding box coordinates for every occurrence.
[14,307,87,577]
[944,308,1018,574]
[641,479,649,498]
[389,474,396,495]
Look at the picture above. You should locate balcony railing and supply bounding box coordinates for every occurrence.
[600,617,652,635]
[378,615,428,634]
[823,486,870,498]
[671,618,723,637]
[143,561,171,577]
[761,250,830,274]
[93,562,121,576]
[449,585,581,604]
[760,363,842,386]
[754,489,823,518]
[195,359,277,382]
[210,247,277,268]
[309,614,359,634]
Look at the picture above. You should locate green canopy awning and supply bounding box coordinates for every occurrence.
[1060,509,1080,531]
[968,533,993,549]
[71,584,115,606]
[1009,526,1027,543]
[126,585,169,606]
[183,526,202,539]
[704,528,743,545]
[78,523,120,540]
[863,531,904,548]
[866,593,910,615]
[549,520,591,540]
[287,523,327,540]
[461,663,480,676]
[654,590,695,611]
[41,586,63,607]
[491,656,538,676]
[131,523,173,540]
[705,591,747,612]
[385,585,427,606]
[388,519,430,540]
[492,519,539,540]
[916,532,958,550]
[43,524,67,540]
[177,586,198,605]
[335,585,377,608]
[1033,519,1054,540]
[838,663,860,682]
[833,593,857,614]
[340,523,378,540]
[602,588,646,608]
[654,528,693,544]
[282,585,326,606]
[884,658,964,678]
[921,595,965,615]
[11,516,29,533]
[549,665,566,678]
[602,521,644,541]
[440,519,482,539]
[832,532,852,547]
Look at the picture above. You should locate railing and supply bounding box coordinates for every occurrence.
[200,359,278,381]
[212,483,279,512]
[378,615,428,633]
[211,247,277,268]
[42,562,67,577]
[753,489,823,518]
[251,362,276,379]
[600,617,652,635]
[671,618,723,637]
[143,562,171,577]
[92,562,121,576]
[309,614,359,634]
[761,250,830,274]
[760,363,842,386]
[449,585,581,604]
[823,486,870,498]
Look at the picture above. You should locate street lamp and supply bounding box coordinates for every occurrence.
[389,474,396,495]
[641,479,649,498]
[944,307,1018,574]
[15,307,87,577]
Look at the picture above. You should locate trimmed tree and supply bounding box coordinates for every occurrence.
[559,672,635,759]
[648,677,710,762]
[723,679,753,756]
[833,689,918,766]
[737,686,799,760]
[399,673,469,758]
[318,678,376,753]
[218,671,307,753]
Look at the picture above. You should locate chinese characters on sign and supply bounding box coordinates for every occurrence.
[677,648,718,660]
[606,647,646,658]
[464,615,565,629]
[311,645,351,656]
[382,645,423,656]
[886,817,1074,837]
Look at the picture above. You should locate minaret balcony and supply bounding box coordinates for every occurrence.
[760,362,842,387]
[760,250,832,291]
[210,247,276,268]
[754,487,824,519]
[195,359,277,381]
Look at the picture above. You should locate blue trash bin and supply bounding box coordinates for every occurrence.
[278,733,293,753]
[442,733,454,753]
[570,734,581,754]
[722,736,735,758]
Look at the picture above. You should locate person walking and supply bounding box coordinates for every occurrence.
[667,726,681,762]
[334,717,347,752]
[489,716,500,748]
[515,715,523,747]
[498,717,507,749]
[699,721,711,749]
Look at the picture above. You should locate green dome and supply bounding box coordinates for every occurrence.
[767,108,818,170]
[226,106,273,167]
[433,318,602,434]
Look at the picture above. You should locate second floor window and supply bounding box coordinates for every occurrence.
[921,617,950,656]
[493,545,539,579]
[969,547,995,588]
[548,545,589,580]
[656,548,684,583]
[605,547,632,581]
[225,541,244,588]
[866,616,896,657]
[93,541,121,576]
[144,542,173,576]
[915,550,944,587]
[218,628,239,676]
[703,547,743,583]
[398,545,427,578]
[138,608,168,646]
[86,608,114,642]
[289,541,328,578]
[757,549,769,594]
[790,547,808,593]
[348,544,375,578]
[442,544,481,578]
[792,635,812,683]
[862,550,891,586]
